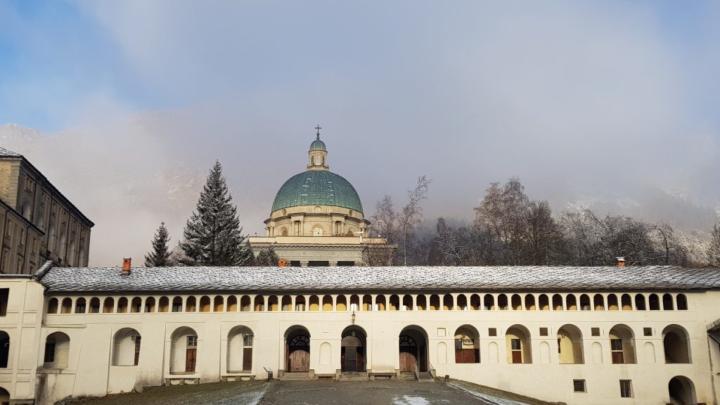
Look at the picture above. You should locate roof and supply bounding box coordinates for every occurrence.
[310,139,326,151]
[0,147,21,157]
[271,170,363,213]
[37,265,720,294]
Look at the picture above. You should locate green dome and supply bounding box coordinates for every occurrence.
[310,139,326,151]
[272,170,363,213]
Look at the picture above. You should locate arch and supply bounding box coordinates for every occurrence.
[74,297,86,314]
[254,295,265,312]
[593,294,605,311]
[644,341,656,363]
[362,295,373,311]
[663,325,691,364]
[171,296,183,312]
[268,296,279,311]
[336,295,347,311]
[470,294,480,310]
[506,325,532,364]
[399,325,428,372]
[621,294,632,310]
[375,295,386,311]
[144,297,156,313]
[457,295,468,310]
[159,297,169,312]
[349,295,360,311]
[48,298,59,314]
[341,325,366,372]
[635,294,647,310]
[609,324,636,364]
[402,295,413,311]
[61,298,73,314]
[454,325,480,363]
[566,295,577,310]
[322,295,333,311]
[540,342,551,364]
[389,295,400,311]
[557,324,584,364]
[510,294,521,310]
[320,342,331,365]
[281,295,292,311]
[580,294,590,311]
[103,297,115,313]
[44,332,70,369]
[285,325,311,372]
[170,327,198,374]
[443,294,453,310]
[552,294,563,311]
[649,294,660,310]
[0,387,7,404]
[186,296,197,312]
[309,295,319,311]
[663,294,674,310]
[200,296,211,312]
[538,294,549,311]
[668,376,696,405]
[112,328,141,366]
[676,294,688,310]
[0,331,8,368]
[89,297,100,313]
[525,294,536,310]
[240,296,251,311]
[130,297,142,313]
[227,296,238,312]
[498,294,508,310]
[429,295,439,311]
[117,297,128,313]
[227,325,253,372]
[608,294,619,311]
[214,296,224,312]
[484,294,495,310]
[295,296,306,311]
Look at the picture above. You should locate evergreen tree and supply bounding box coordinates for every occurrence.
[254,247,279,266]
[145,222,171,267]
[708,224,720,267]
[180,161,253,266]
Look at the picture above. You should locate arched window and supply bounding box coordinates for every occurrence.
[268,296,279,311]
[337,296,348,311]
[593,294,605,311]
[511,294,522,310]
[506,325,532,364]
[635,294,646,310]
[498,294,508,310]
[48,298,59,314]
[227,326,253,372]
[484,294,495,310]
[296,296,306,311]
[44,332,70,369]
[557,325,584,364]
[240,296,251,311]
[144,297,156,313]
[363,295,373,311]
[525,295,536,310]
[552,294,563,311]
[170,327,198,374]
[454,325,480,364]
[428,295,439,311]
[103,297,115,313]
[539,294,549,311]
[200,296,211,312]
[130,297,142,313]
[662,294,674,310]
[402,295,413,311]
[281,296,292,311]
[456,295,467,311]
[580,294,590,311]
[649,294,660,310]
[117,297,128,313]
[112,328,141,366]
[214,296,224,312]
[668,376,696,405]
[61,298,72,314]
[172,297,183,312]
[676,294,688,310]
[89,297,100,313]
[608,294,619,311]
[566,295,577,311]
[74,298,86,314]
[443,294,454,311]
[621,294,632,310]
[609,325,636,364]
[663,325,690,364]
[159,297,169,312]
[0,331,9,368]
[254,295,265,312]
[470,294,480,310]
[227,296,238,312]
[322,295,333,311]
[186,296,197,312]
[308,296,319,311]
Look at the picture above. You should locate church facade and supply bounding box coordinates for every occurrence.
[248,132,394,266]
[0,264,717,404]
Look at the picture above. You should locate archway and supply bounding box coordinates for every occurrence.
[557,324,583,364]
[663,325,691,364]
[112,328,141,366]
[454,325,480,363]
[506,325,532,364]
[170,327,198,374]
[668,376,696,405]
[399,325,428,372]
[0,387,8,405]
[285,326,310,372]
[44,332,70,369]
[341,325,366,372]
[227,326,253,372]
[609,324,636,364]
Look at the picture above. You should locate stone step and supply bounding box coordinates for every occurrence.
[279,372,313,381]
[338,372,369,381]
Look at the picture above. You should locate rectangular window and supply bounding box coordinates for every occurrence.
[44,341,56,363]
[511,339,521,351]
[243,334,253,347]
[573,379,586,393]
[539,327,548,337]
[643,327,652,336]
[187,335,197,348]
[134,336,141,366]
[611,338,624,364]
[0,289,8,316]
[619,380,632,398]
[488,328,497,337]
[591,327,600,337]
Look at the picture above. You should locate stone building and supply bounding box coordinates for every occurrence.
[248,132,394,266]
[0,263,719,404]
[0,147,93,274]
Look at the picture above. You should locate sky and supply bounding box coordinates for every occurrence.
[0,1,719,265]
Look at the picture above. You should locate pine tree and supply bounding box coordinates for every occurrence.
[145,222,171,267]
[180,161,253,266]
[254,247,279,266]
[708,223,720,267]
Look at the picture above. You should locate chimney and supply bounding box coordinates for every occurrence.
[615,257,625,269]
[122,258,132,274]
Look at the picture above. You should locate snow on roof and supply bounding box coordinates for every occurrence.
[0,146,21,157]
[38,265,720,293]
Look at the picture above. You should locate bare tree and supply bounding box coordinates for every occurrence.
[369,195,398,241]
[708,224,720,267]
[398,176,430,266]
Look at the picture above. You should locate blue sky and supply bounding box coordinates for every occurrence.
[1,1,719,264]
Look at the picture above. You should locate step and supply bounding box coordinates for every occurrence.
[339,372,369,381]
[279,372,313,381]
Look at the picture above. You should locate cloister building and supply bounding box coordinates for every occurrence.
[0,263,719,404]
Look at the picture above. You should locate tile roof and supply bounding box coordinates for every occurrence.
[0,147,21,157]
[37,265,720,293]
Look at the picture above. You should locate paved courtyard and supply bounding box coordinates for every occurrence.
[66,380,535,405]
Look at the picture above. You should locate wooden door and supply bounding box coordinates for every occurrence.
[289,350,309,372]
[399,351,417,372]
[185,348,197,372]
[511,350,522,364]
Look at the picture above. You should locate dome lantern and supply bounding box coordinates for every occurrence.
[308,125,328,170]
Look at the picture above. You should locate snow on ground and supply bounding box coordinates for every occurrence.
[446,382,530,405]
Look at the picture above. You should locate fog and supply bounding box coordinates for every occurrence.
[1,1,719,265]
